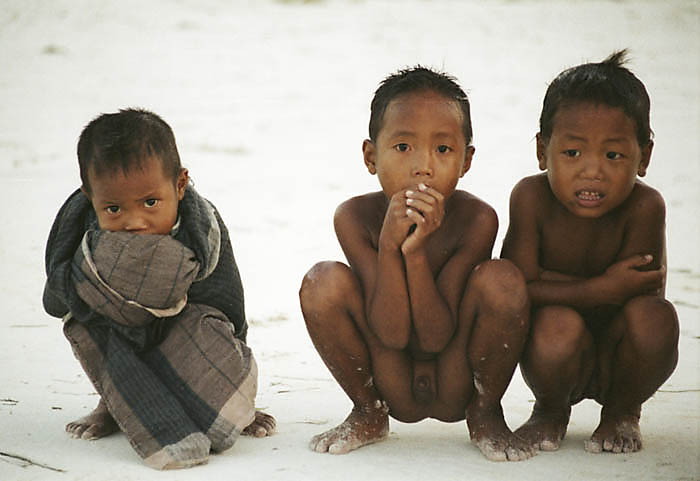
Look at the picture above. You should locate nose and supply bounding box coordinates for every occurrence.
[124,214,148,233]
[580,154,603,180]
[411,150,433,177]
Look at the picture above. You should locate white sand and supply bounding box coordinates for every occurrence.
[1,1,698,480]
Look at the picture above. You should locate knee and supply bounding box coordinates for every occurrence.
[470,259,528,319]
[299,261,356,322]
[623,296,679,356]
[528,306,587,362]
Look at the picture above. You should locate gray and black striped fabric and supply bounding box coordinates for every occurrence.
[42,188,256,469]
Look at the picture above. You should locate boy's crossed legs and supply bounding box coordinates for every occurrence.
[300,259,534,461]
[516,295,678,453]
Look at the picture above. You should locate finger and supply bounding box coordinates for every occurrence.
[406,197,435,215]
[417,183,444,202]
[406,208,425,225]
[626,254,653,268]
[406,190,440,207]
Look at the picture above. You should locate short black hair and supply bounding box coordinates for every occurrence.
[78,108,182,194]
[539,50,652,146]
[369,66,473,145]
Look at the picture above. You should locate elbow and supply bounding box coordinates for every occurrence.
[417,322,454,353]
[369,317,410,350]
[418,337,449,354]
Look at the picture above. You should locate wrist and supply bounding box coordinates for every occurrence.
[402,243,428,262]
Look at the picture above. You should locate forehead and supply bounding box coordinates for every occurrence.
[551,102,637,139]
[88,156,171,197]
[380,90,464,139]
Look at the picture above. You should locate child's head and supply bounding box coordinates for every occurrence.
[539,50,651,147]
[536,51,653,219]
[78,108,188,235]
[364,66,474,199]
[368,66,473,146]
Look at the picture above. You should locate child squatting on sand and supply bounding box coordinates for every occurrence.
[43,109,274,469]
[501,51,679,454]
[300,66,535,462]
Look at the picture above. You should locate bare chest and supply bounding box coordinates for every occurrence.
[539,212,626,277]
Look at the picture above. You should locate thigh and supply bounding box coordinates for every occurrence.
[302,261,427,422]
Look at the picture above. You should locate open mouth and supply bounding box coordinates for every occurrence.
[575,190,605,206]
[576,190,604,201]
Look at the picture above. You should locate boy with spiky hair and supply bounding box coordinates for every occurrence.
[44,108,274,469]
[502,51,679,454]
[300,66,534,461]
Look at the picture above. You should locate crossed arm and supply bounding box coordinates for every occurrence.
[501,179,666,309]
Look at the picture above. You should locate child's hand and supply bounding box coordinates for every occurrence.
[379,189,420,250]
[401,183,445,255]
[600,254,664,304]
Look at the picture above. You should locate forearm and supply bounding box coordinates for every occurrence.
[404,249,455,352]
[367,245,412,349]
[528,276,612,308]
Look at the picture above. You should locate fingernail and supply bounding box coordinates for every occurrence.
[418,183,427,190]
[406,190,414,196]
[645,254,653,261]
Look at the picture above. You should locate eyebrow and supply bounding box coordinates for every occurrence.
[386,130,417,139]
[386,130,458,140]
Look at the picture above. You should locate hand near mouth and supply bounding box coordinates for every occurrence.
[401,183,445,255]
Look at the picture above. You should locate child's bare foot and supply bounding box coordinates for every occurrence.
[584,413,642,453]
[467,406,535,461]
[309,403,389,455]
[514,405,570,451]
[66,398,119,440]
[242,410,276,437]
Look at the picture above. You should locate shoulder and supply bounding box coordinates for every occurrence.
[334,192,385,225]
[447,190,498,238]
[508,174,553,220]
[510,173,550,200]
[450,190,496,222]
[624,180,666,220]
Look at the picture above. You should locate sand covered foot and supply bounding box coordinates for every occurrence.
[243,410,277,437]
[514,407,570,451]
[584,414,642,453]
[310,404,389,455]
[468,408,535,461]
[66,398,119,440]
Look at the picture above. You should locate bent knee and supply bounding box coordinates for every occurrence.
[528,306,588,361]
[470,259,528,315]
[623,296,679,353]
[299,261,358,316]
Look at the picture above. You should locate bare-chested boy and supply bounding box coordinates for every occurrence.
[501,51,679,454]
[299,67,534,462]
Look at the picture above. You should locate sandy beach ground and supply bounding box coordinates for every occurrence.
[1,1,698,479]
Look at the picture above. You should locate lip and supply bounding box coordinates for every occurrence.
[574,189,605,208]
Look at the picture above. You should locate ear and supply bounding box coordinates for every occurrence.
[637,140,653,177]
[176,168,189,200]
[536,133,548,171]
[460,145,475,177]
[362,139,377,175]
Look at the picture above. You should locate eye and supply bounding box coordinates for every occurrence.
[563,149,580,158]
[144,198,159,208]
[606,151,623,161]
[437,145,452,153]
[394,143,410,152]
[106,205,120,214]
